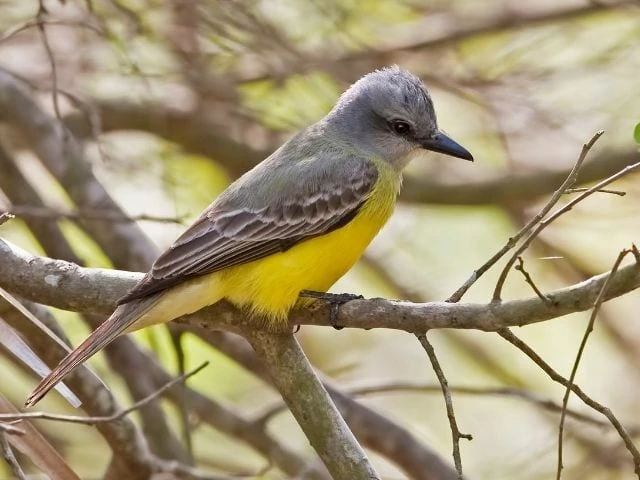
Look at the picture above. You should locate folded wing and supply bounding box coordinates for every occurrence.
[118,159,377,303]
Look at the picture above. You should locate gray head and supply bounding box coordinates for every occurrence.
[326,66,473,168]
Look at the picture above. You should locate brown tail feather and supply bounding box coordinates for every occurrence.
[25,295,161,407]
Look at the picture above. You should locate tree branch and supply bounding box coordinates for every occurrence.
[415,333,471,479]
[195,329,462,480]
[243,330,379,480]
[1,238,638,334]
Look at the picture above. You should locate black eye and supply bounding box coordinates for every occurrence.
[390,120,411,136]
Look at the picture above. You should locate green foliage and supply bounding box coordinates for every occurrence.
[634,122,640,144]
[239,72,340,130]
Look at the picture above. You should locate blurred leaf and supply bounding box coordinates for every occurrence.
[0,393,82,480]
[0,289,107,408]
[239,72,340,130]
[0,294,81,408]
[634,122,640,144]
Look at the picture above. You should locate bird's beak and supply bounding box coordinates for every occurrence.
[420,131,474,162]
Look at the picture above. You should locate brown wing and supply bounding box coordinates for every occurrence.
[117,162,377,304]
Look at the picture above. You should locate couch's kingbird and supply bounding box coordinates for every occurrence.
[26,66,473,407]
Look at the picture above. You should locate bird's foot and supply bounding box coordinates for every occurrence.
[299,290,364,330]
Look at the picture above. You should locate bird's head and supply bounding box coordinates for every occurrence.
[328,66,473,169]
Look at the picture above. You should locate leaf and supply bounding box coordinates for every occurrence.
[634,122,640,144]
[0,288,82,408]
[0,317,81,409]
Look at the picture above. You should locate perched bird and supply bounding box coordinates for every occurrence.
[26,66,473,407]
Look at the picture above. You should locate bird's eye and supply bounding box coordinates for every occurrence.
[390,120,411,136]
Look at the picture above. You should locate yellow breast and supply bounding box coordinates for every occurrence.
[220,161,401,322]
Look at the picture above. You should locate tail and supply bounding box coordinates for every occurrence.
[25,294,161,407]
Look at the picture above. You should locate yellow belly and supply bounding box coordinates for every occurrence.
[221,200,395,321]
[133,164,400,329]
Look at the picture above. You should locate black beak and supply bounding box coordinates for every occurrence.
[420,131,473,161]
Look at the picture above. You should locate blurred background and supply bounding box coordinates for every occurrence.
[0,0,639,479]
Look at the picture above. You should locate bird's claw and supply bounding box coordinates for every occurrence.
[300,291,364,329]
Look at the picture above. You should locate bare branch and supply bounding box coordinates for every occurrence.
[564,187,626,196]
[259,380,627,432]
[0,18,104,44]
[498,329,640,478]
[0,138,191,462]
[5,204,187,224]
[0,393,82,480]
[1,237,639,333]
[126,339,330,480]
[415,333,471,479]
[243,330,379,480]
[0,68,158,272]
[493,158,640,301]
[557,249,638,479]
[35,1,62,121]
[234,1,639,84]
[515,256,552,305]
[0,296,155,480]
[0,422,24,436]
[449,130,603,303]
[1,433,27,480]
[0,362,208,425]
[193,330,471,480]
[0,139,85,264]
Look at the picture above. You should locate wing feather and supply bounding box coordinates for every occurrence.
[117,159,378,304]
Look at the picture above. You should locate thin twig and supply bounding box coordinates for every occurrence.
[1,362,208,424]
[0,422,25,436]
[447,131,604,303]
[36,1,62,121]
[256,381,626,431]
[515,256,552,304]
[0,19,104,44]
[153,457,235,480]
[493,157,640,301]
[565,187,626,196]
[556,248,634,480]
[498,329,640,478]
[415,333,471,479]
[1,432,27,480]
[169,329,193,459]
[4,205,187,224]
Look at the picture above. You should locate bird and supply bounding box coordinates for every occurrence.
[26,66,473,407]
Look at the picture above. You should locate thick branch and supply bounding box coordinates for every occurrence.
[1,238,638,333]
[243,331,379,480]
